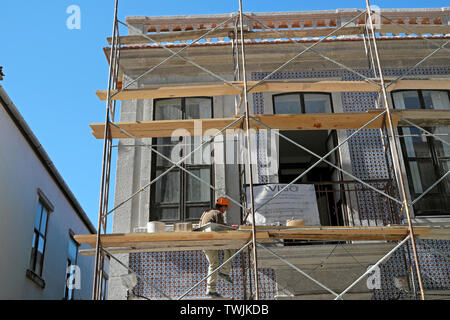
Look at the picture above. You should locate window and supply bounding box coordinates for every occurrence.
[101,272,109,300]
[29,196,51,278]
[392,90,450,215]
[64,233,79,300]
[273,92,336,182]
[273,93,332,114]
[273,93,343,227]
[150,97,214,222]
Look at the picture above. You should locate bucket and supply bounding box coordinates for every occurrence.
[174,222,193,232]
[147,221,166,233]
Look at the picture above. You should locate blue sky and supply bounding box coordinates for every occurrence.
[0,0,448,232]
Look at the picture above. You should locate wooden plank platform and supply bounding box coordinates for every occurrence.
[95,79,450,101]
[76,230,271,256]
[95,80,379,101]
[91,117,243,139]
[241,225,430,241]
[107,25,450,45]
[414,222,450,240]
[90,110,450,139]
[107,27,365,45]
[75,225,431,255]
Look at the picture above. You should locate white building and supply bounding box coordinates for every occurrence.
[0,84,100,300]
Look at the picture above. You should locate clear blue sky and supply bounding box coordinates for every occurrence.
[0,0,448,232]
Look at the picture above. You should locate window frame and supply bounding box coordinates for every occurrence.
[29,194,52,277]
[101,271,109,300]
[272,92,334,115]
[273,92,337,178]
[150,97,215,223]
[27,190,53,288]
[392,89,450,216]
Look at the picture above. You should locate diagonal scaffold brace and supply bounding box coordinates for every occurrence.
[365,0,426,300]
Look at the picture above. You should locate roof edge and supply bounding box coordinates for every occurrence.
[126,7,450,23]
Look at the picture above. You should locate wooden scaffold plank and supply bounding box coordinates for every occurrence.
[95,79,450,101]
[75,225,431,255]
[89,110,450,139]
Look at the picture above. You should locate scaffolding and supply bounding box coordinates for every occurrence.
[78,0,450,300]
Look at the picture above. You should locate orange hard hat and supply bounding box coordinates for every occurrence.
[216,197,230,207]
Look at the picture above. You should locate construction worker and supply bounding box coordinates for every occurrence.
[199,197,235,298]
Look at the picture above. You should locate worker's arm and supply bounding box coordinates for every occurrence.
[200,210,223,226]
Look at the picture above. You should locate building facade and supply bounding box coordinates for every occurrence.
[107,8,450,300]
[0,84,98,300]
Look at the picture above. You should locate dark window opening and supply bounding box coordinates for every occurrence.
[150,97,214,223]
[392,90,450,216]
[273,92,332,115]
[273,93,346,232]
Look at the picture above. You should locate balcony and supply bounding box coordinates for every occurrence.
[311,179,401,228]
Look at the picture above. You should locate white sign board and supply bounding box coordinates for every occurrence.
[246,184,320,226]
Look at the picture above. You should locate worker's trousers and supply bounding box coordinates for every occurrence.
[203,249,235,293]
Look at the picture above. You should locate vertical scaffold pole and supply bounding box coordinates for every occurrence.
[92,0,120,300]
[238,0,260,300]
[365,0,425,300]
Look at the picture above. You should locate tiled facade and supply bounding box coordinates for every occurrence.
[130,251,276,299]
[252,67,450,299]
[374,239,450,300]
[126,67,449,300]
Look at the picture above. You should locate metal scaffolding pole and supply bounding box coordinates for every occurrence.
[335,234,412,300]
[93,0,119,300]
[390,111,450,152]
[96,18,123,301]
[389,111,450,207]
[104,115,246,218]
[377,13,450,55]
[113,14,240,97]
[242,10,380,92]
[257,242,341,299]
[88,0,450,302]
[116,17,243,96]
[411,172,450,206]
[249,111,404,212]
[231,16,251,300]
[101,248,173,300]
[365,0,426,300]
[177,240,253,300]
[374,12,450,92]
[238,0,260,300]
